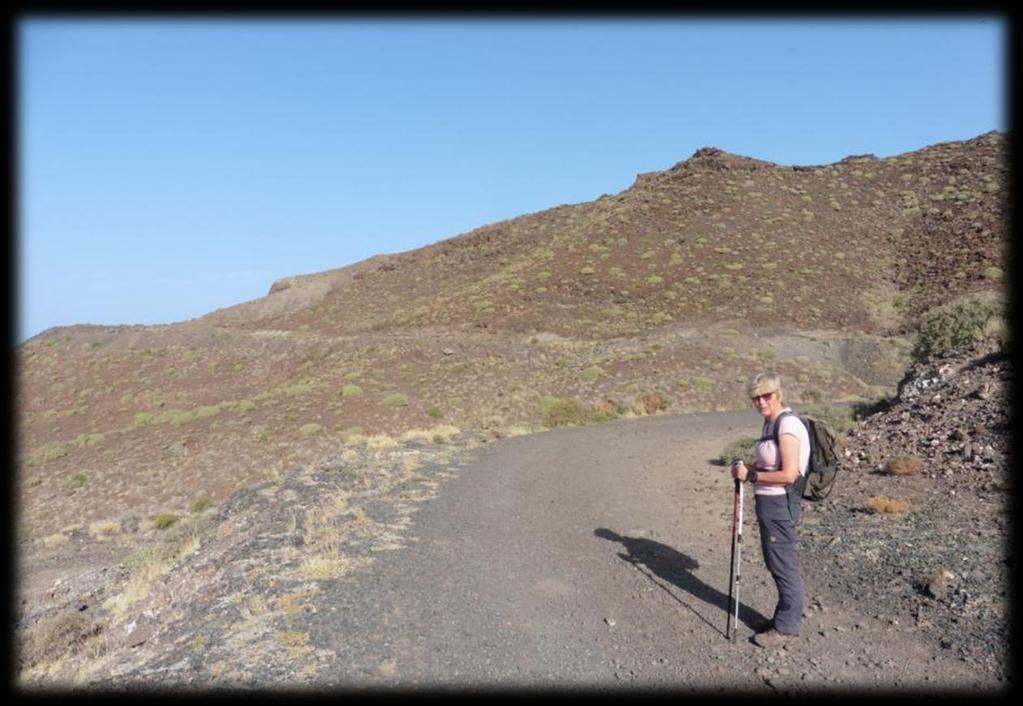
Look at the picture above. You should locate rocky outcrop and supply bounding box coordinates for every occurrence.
[801,339,1010,680]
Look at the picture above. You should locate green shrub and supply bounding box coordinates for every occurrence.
[132,412,157,428]
[339,384,363,397]
[72,433,105,448]
[67,472,87,489]
[194,405,221,420]
[125,548,156,568]
[982,267,1003,281]
[41,443,69,462]
[801,403,858,435]
[169,410,197,426]
[189,496,215,513]
[382,393,409,408]
[541,398,592,428]
[717,436,759,466]
[152,513,179,530]
[579,366,606,383]
[690,376,715,392]
[283,380,317,397]
[426,406,444,418]
[913,294,1004,361]
[299,423,322,436]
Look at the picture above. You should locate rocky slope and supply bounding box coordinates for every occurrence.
[800,339,1011,680]
[15,132,1006,550]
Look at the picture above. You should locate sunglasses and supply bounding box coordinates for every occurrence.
[750,392,776,403]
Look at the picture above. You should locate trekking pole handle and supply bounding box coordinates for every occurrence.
[732,459,747,480]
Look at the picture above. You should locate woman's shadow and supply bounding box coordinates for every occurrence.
[595,527,768,637]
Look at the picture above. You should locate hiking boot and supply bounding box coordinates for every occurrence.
[751,617,774,633]
[752,627,797,648]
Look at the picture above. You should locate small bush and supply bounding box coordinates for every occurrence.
[72,432,105,448]
[152,513,179,530]
[299,423,323,436]
[169,410,197,426]
[339,384,363,397]
[189,496,215,513]
[132,412,157,427]
[42,532,70,547]
[426,406,444,418]
[913,294,1004,361]
[194,405,221,420]
[885,455,924,476]
[865,496,909,514]
[718,436,759,466]
[801,403,858,435]
[125,548,155,568]
[88,521,120,542]
[593,398,626,421]
[382,393,408,408]
[579,366,606,383]
[21,610,99,672]
[41,444,69,463]
[635,391,668,414]
[691,376,714,392]
[67,472,87,489]
[542,398,592,428]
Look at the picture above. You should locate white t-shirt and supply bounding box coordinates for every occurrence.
[753,409,810,496]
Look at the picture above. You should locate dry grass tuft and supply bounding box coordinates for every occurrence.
[541,398,592,428]
[865,496,910,514]
[87,521,120,542]
[885,455,924,476]
[401,425,461,444]
[41,532,70,548]
[18,610,104,681]
[635,391,669,414]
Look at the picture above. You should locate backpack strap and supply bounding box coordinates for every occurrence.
[771,410,805,522]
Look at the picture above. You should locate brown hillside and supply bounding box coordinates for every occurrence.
[16,131,1007,544]
[198,131,1006,337]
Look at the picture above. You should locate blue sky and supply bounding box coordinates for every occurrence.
[17,17,1006,343]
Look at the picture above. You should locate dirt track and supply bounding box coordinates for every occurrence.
[291,412,990,691]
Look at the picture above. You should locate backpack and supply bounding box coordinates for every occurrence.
[773,410,841,501]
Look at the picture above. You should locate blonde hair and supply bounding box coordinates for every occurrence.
[747,371,784,403]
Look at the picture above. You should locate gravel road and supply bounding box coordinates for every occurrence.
[294,412,992,692]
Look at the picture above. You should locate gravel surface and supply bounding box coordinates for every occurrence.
[800,340,1011,683]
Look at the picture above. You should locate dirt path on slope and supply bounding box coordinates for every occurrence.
[291,412,989,692]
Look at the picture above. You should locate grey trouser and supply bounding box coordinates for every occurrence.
[754,493,803,635]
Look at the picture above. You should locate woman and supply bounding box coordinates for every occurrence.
[730,372,809,647]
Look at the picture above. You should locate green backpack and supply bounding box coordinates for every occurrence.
[774,411,841,501]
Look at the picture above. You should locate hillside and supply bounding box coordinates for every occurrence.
[15,341,1009,687]
[16,131,1006,546]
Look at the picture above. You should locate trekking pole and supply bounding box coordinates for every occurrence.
[726,470,745,642]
